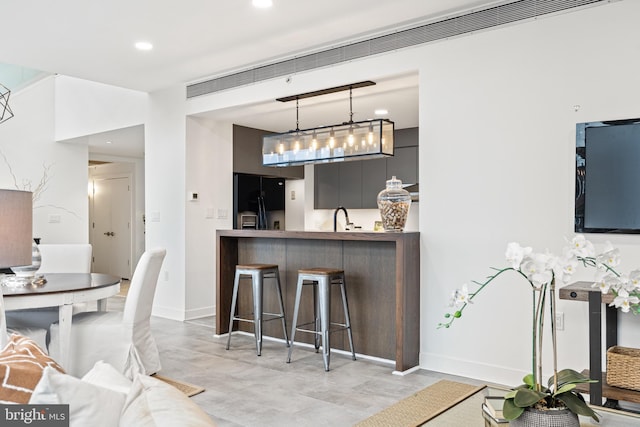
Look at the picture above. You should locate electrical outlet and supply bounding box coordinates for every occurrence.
[555,312,564,331]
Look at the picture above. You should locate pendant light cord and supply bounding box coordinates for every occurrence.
[348,87,354,124]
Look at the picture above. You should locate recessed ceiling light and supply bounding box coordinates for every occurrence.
[252,0,273,8]
[135,41,153,51]
[374,109,389,116]
[106,141,112,144]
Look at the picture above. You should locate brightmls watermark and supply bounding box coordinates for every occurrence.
[0,405,69,426]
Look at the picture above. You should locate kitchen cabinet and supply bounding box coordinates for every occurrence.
[361,158,387,209]
[387,146,418,185]
[314,127,418,209]
[314,162,363,208]
[314,162,340,208]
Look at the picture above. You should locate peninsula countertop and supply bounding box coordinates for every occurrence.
[216,229,420,372]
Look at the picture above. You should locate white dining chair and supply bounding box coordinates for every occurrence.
[5,244,93,331]
[36,244,92,274]
[48,248,166,378]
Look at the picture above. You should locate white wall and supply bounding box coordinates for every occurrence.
[185,117,233,319]
[145,87,187,320]
[180,0,640,386]
[0,77,88,243]
[55,76,147,141]
[284,179,305,230]
[420,1,640,385]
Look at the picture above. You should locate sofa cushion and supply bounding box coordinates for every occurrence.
[0,333,65,403]
[29,366,126,427]
[81,360,132,394]
[120,374,216,427]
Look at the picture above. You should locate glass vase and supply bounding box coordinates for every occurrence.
[377,176,411,232]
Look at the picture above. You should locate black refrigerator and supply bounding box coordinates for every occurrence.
[233,173,285,230]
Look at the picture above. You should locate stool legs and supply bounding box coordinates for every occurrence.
[274,271,290,348]
[338,277,356,361]
[226,270,242,352]
[287,272,355,371]
[317,276,331,371]
[251,270,264,356]
[227,267,288,356]
[286,274,304,364]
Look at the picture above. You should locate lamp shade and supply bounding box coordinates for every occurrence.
[263,119,394,167]
[0,189,33,268]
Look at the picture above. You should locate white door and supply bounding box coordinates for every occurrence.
[90,177,132,279]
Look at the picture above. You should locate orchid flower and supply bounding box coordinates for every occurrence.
[505,242,532,270]
[611,288,640,313]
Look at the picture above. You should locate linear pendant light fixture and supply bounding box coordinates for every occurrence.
[262,81,394,167]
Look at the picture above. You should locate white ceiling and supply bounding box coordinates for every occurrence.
[2,0,505,157]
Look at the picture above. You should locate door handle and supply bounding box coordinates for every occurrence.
[103,231,115,236]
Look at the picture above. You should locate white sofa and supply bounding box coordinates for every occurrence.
[30,361,216,427]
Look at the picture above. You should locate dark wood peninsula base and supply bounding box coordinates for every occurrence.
[216,230,420,372]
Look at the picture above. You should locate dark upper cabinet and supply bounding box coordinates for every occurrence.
[314,163,340,208]
[361,158,387,209]
[339,161,362,208]
[233,124,304,179]
[314,127,418,209]
[386,146,418,185]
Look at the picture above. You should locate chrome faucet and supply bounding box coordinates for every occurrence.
[333,206,353,232]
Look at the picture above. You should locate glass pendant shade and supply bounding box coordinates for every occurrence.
[263,118,394,166]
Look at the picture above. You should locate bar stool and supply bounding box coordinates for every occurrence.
[226,264,289,356]
[286,268,356,371]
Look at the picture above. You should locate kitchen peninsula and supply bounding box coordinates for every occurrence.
[216,229,420,372]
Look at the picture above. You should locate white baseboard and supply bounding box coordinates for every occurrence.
[420,351,526,387]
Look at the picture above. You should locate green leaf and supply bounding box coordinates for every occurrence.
[504,390,517,399]
[552,369,597,388]
[522,373,535,388]
[554,383,576,396]
[502,398,524,420]
[513,388,547,407]
[556,391,600,422]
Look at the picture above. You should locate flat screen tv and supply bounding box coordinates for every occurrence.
[575,118,640,233]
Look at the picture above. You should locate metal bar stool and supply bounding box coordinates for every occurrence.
[226,264,289,356]
[286,268,356,371]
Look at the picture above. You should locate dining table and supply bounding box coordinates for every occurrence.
[1,272,121,369]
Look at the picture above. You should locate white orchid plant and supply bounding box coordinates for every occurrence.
[438,235,640,421]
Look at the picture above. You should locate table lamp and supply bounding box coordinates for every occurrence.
[0,189,33,270]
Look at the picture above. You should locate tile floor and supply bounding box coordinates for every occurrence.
[107,291,484,427]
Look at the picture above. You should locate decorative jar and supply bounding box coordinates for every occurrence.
[377,176,411,232]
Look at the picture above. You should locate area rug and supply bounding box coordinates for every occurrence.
[152,374,205,397]
[355,380,486,427]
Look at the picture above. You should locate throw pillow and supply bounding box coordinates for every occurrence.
[29,366,126,427]
[119,374,215,427]
[0,333,65,404]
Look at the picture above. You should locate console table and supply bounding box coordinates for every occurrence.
[216,229,420,372]
[559,281,640,407]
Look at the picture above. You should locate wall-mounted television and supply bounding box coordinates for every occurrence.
[575,118,640,234]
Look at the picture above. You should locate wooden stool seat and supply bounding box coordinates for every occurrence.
[297,268,344,276]
[236,263,279,271]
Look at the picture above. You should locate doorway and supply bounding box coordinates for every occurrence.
[89,175,133,279]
